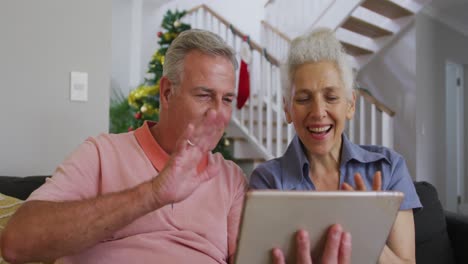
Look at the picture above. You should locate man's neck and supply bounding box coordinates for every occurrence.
[150,121,176,155]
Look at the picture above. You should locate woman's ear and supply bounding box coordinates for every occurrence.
[283,97,293,124]
[346,90,356,120]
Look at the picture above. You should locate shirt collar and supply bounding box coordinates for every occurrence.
[340,134,389,164]
[134,121,208,173]
[279,134,390,190]
[279,135,309,190]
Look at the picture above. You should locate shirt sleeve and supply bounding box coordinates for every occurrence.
[388,155,422,210]
[27,138,101,202]
[227,167,248,259]
[249,162,280,190]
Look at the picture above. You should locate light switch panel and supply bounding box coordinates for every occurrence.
[70,71,88,102]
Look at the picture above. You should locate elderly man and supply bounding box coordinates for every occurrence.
[1,29,350,264]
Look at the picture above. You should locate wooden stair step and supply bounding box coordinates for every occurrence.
[361,0,413,19]
[340,41,373,56]
[341,17,393,38]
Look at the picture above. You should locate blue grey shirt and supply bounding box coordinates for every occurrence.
[250,135,422,210]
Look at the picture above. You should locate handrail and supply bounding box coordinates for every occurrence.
[355,88,395,116]
[187,4,280,66]
[261,20,291,42]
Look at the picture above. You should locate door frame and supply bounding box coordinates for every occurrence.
[445,61,465,213]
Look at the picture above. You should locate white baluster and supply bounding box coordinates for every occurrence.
[371,104,376,145]
[359,96,366,145]
[258,54,265,146]
[382,112,393,149]
[266,64,273,153]
[249,52,257,136]
[275,66,283,156]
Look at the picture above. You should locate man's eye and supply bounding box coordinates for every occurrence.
[223,97,233,103]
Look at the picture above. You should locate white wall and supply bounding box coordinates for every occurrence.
[0,0,111,176]
[112,0,134,97]
[416,13,468,207]
[357,25,417,178]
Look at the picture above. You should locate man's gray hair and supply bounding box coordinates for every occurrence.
[163,29,238,89]
[282,28,354,107]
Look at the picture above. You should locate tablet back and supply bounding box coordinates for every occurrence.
[234,191,404,264]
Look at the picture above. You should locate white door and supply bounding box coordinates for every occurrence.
[445,61,467,214]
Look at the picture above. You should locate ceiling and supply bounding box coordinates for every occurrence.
[423,0,468,36]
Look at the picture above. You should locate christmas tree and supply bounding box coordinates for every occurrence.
[110,9,232,159]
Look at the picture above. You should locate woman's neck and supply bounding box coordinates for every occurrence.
[307,144,343,191]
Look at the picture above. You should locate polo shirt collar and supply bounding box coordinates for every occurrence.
[134,121,208,173]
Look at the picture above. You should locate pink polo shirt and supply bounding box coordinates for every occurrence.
[28,122,247,264]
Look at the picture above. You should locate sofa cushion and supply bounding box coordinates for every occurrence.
[0,193,23,228]
[0,193,24,261]
[0,176,48,200]
[414,181,455,264]
[446,210,468,263]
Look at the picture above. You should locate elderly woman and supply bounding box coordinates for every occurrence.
[250,28,421,263]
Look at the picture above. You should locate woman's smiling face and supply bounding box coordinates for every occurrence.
[285,60,355,158]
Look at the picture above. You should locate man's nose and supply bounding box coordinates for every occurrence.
[213,97,231,123]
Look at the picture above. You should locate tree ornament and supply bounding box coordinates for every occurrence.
[224,138,230,147]
[140,105,148,113]
[128,126,134,132]
[134,112,142,120]
[174,20,181,28]
[157,31,163,38]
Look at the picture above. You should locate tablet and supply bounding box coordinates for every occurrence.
[234,191,404,264]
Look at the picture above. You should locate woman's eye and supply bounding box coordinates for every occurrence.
[295,96,309,103]
[324,93,339,102]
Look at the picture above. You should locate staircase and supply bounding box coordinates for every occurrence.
[263,0,431,70]
[183,2,429,174]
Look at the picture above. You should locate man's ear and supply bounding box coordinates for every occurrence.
[346,90,356,120]
[283,97,292,124]
[159,76,173,110]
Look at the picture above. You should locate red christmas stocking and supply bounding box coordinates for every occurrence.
[237,38,251,109]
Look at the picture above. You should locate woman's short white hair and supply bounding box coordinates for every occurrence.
[163,29,238,90]
[282,28,354,107]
